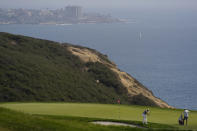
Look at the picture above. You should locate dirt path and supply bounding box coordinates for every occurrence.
[91,121,144,128]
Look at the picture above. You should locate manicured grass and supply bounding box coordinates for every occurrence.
[0,103,197,130]
[0,107,173,131]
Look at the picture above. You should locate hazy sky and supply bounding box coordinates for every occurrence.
[0,0,197,10]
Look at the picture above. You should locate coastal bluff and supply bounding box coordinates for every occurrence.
[0,32,171,108]
[68,46,171,108]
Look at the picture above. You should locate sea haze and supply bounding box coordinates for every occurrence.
[0,0,197,110]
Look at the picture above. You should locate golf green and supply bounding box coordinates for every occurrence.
[0,103,196,130]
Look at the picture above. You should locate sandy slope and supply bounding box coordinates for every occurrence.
[68,46,172,108]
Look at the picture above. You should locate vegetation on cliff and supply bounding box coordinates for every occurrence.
[0,32,168,107]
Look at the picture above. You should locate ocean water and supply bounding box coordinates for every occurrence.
[0,22,197,110]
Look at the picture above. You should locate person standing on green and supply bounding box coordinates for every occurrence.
[183,109,190,126]
[142,108,150,124]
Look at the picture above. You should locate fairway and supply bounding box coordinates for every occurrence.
[0,103,197,130]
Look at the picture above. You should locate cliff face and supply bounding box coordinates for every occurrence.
[0,32,171,108]
[68,46,172,108]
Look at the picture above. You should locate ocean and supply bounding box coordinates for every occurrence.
[0,22,197,110]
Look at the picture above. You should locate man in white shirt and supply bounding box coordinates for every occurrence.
[142,108,150,124]
[183,109,190,126]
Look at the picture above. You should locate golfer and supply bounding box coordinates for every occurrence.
[183,109,190,125]
[142,108,150,124]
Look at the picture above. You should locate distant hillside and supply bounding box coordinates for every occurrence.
[0,32,171,108]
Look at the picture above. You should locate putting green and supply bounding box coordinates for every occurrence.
[0,103,196,130]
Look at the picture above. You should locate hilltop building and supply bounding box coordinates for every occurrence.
[65,6,82,19]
